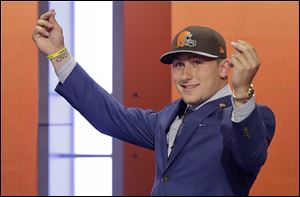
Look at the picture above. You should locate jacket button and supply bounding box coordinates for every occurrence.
[161,175,168,183]
[243,127,251,139]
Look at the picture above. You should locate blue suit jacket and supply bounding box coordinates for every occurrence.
[56,64,276,196]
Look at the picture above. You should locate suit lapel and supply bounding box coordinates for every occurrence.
[164,96,232,171]
[156,100,181,170]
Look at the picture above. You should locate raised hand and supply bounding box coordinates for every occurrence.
[229,40,260,96]
[32,9,65,55]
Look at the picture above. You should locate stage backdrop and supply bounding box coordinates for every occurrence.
[1,2,38,196]
[170,2,299,196]
[1,1,298,196]
[123,1,299,196]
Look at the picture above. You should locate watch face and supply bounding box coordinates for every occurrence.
[232,84,254,100]
[247,85,255,98]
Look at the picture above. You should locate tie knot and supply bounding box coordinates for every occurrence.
[177,101,186,118]
[177,101,192,118]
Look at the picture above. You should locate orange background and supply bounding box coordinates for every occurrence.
[1,2,38,196]
[170,2,299,195]
[1,1,298,196]
[123,2,171,195]
[124,1,299,195]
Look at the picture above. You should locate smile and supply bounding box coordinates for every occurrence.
[180,84,199,89]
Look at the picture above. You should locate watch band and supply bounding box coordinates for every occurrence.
[232,83,255,101]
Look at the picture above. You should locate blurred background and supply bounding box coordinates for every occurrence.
[1,1,299,196]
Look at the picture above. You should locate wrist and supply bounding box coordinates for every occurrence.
[47,47,66,59]
[50,48,71,72]
[232,83,255,103]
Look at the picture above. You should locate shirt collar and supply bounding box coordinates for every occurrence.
[188,84,232,111]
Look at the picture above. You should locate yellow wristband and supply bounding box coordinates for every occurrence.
[47,47,67,60]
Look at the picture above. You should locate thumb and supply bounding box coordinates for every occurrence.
[48,11,58,25]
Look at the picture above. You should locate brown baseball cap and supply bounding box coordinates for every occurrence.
[160,26,227,64]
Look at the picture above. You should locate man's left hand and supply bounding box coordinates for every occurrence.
[229,40,260,95]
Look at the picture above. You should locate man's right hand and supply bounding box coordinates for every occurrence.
[32,9,65,55]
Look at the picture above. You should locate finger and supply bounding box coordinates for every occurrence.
[48,11,58,25]
[237,40,253,49]
[236,40,259,63]
[229,57,241,72]
[231,41,258,66]
[229,53,242,68]
[233,52,251,69]
[236,40,260,67]
[40,9,55,20]
[34,25,50,37]
[237,40,259,63]
[37,19,53,29]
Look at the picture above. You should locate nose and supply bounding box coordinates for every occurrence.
[181,64,193,81]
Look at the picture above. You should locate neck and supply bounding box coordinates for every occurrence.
[189,84,231,110]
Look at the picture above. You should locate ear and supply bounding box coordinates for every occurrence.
[219,59,231,79]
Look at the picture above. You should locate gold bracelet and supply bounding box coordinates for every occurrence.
[47,47,67,60]
[232,84,255,101]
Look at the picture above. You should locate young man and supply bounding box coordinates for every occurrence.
[32,10,275,195]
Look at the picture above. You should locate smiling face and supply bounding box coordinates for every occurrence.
[172,53,228,106]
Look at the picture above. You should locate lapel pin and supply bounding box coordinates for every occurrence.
[218,103,226,108]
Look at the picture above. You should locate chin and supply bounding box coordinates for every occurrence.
[182,97,203,106]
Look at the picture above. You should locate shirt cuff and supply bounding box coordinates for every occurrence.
[231,95,256,122]
[56,56,77,83]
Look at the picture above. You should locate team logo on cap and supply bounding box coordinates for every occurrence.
[219,46,225,54]
[176,31,197,48]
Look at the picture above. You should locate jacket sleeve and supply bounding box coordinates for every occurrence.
[230,105,276,170]
[55,63,156,150]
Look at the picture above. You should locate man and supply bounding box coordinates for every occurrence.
[32,10,275,195]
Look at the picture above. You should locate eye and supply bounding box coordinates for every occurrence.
[173,62,185,68]
[194,60,203,65]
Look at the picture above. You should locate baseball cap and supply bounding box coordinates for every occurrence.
[160,26,227,64]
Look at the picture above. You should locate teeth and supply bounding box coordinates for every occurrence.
[184,85,197,89]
